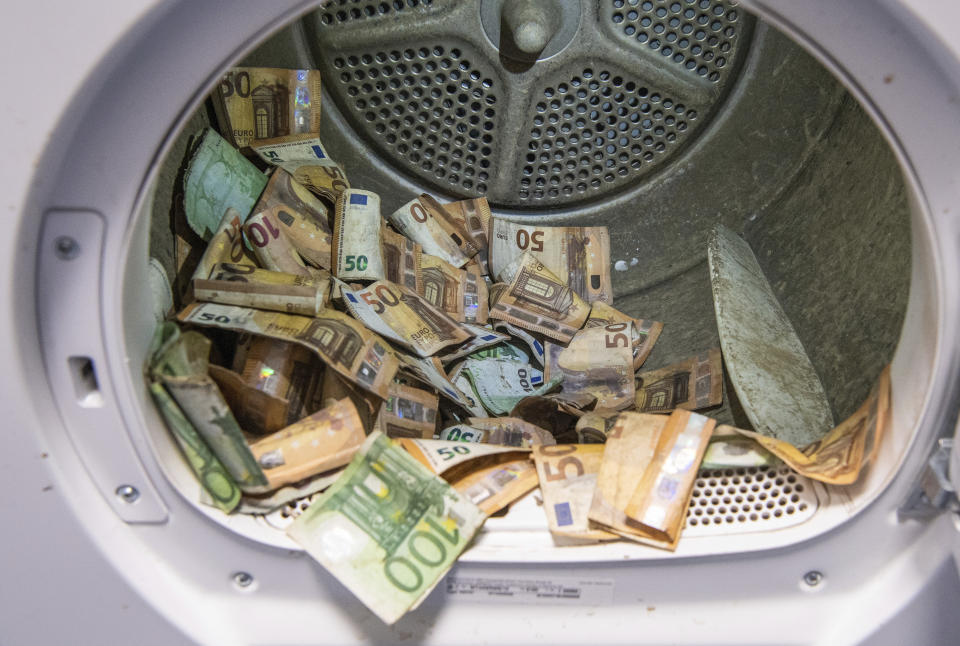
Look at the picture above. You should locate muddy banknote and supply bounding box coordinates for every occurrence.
[622,410,715,550]
[178,302,398,399]
[544,323,636,410]
[286,432,485,624]
[378,382,439,439]
[722,366,891,484]
[489,252,590,343]
[585,301,663,370]
[635,348,723,413]
[193,263,328,316]
[253,168,333,270]
[341,280,471,357]
[191,207,256,281]
[387,194,480,267]
[248,398,365,489]
[244,207,313,277]
[534,444,618,544]
[252,134,350,203]
[490,219,612,304]
[215,67,321,150]
[183,128,267,240]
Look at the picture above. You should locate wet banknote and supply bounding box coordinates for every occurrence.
[320,369,381,434]
[723,365,891,484]
[244,208,312,276]
[575,409,622,444]
[230,334,318,403]
[286,431,486,624]
[447,362,490,418]
[489,252,590,343]
[588,412,664,537]
[342,280,471,357]
[438,424,489,443]
[149,381,241,513]
[533,444,618,544]
[418,252,489,324]
[252,132,335,168]
[183,128,267,240]
[396,352,476,411]
[151,327,268,493]
[460,357,561,415]
[451,459,537,516]
[399,439,536,516]
[399,439,530,475]
[253,168,333,270]
[467,339,530,364]
[382,228,422,292]
[248,398,365,489]
[379,382,439,439]
[208,362,312,437]
[623,410,716,550]
[252,134,350,203]
[635,348,723,413]
[193,263,328,316]
[191,208,256,281]
[229,467,343,514]
[215,67,321,150]
[437,422,554,448]
[178,302,398,399]
[489,220,613,304]
[437,325,508,365]
[701,426,779,469]
[585,301,663,370]
[466,417,557,447]
[544,323,636,410]
[509,396,583,444]
[547,390,599,411]
[442,197,492,276]
[490,321,545,365]
[287,163,351,204]
[387,194,480,267]
[332,190,386,281]
[210,335,320,435]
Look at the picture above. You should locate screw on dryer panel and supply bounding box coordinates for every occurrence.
[232,572,255,589]
[803,571,824,587]
[54,236,80,260]
[115,485,140,503]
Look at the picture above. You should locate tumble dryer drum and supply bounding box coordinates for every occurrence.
[8,0,960,644]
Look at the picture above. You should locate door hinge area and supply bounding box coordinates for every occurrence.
[898,438,958,521]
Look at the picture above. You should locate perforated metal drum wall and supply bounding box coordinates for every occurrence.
[306,0,750,208]
[329,44,499,197]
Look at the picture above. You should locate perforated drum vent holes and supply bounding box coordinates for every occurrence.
[683,466,819,537]
[612,0,740,83]
[332,46,497,196]
[520,71,696,201]
[520,0,740,203]
[316,0,742,206]
[320,0,436,25]
[261,465,820,537]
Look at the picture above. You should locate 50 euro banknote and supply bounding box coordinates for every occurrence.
[489,219,612,304]
[177,302,398,399]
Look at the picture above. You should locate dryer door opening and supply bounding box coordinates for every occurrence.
[23,0,960,643]
[135,0,913,557]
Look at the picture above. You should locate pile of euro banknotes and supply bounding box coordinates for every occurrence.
[147,67,892,624]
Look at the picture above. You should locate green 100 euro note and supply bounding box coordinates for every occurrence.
[286,432,485,624]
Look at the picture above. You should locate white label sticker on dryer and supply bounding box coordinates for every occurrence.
[445,575,614,604]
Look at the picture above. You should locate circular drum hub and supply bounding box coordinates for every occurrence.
[308,0,750,210]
